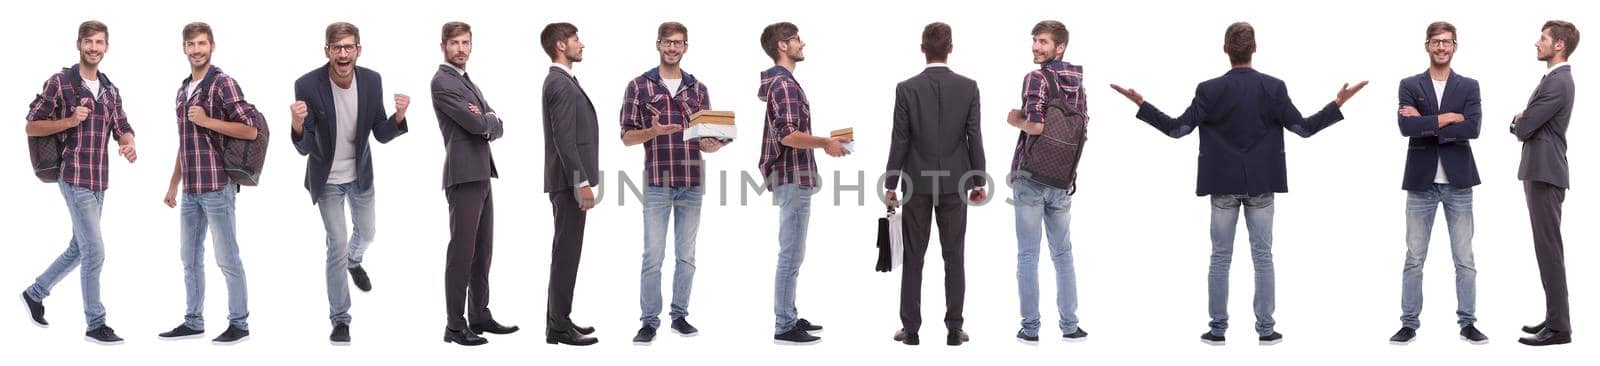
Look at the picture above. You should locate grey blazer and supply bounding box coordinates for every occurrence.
[884,66,986,195]
[1512,65,1575,188]
[431,64,504,190]
[542,66,600,193]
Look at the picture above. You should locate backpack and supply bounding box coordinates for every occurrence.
[27,67,96,183]
[193,70,271,187]
[1018,66,1089,194]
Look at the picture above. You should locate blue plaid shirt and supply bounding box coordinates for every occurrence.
[1012,61,1086,172]
[620,67,712,187]
[174,66,258,194]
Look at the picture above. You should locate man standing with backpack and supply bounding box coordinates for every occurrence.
[1109,22,1367,346]
[20,20,136,346]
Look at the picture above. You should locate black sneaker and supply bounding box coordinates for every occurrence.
[1063,327,1088,342]
[85,326,124,345]
[796,318,823,334]
[1259,331,1284,346]
[1390,327,1417,345]
[158,324,205,340]
[670,317,699,337]
[633,326,656,346]
[212,325,250,345]
[21,291,47,328]
[773,327,821,345]
[349,266,372,292]
[330,323,351,346]
[1200,332,1226,346]
[1460,325,1489,345]
[1016,330,1039,345]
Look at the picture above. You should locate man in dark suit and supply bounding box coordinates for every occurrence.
[541,22,600,347]
[1514,20,1579,347]
[883,22,985,347]
[287,22,409,345]
[1388,21,1487,346]
[431,21,514,347]
[1110,22,1366,346]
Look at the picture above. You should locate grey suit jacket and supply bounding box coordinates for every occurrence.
[543,66,600,193]
[1513,65,1575,188]
[884,66,985,195]
[431,64,504,190]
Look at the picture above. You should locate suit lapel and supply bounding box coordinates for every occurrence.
[317,70,339,146]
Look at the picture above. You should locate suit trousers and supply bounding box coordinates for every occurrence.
[444,180,495,330]
[1524,180,1570,333]
[899,193,967,333]
[548,189,588,332]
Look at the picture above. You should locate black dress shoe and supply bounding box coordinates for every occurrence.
[1523,321,1547,334]
[546,328,598,346]
[469,320,520,335]
[948,329,968,346]
[573,324,596,336]
[893,329,919,345]
[444,328,488,346]
[1519,329,1571,346]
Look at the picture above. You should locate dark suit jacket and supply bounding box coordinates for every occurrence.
[290,65,408,203]
[885,66,985,195]
[1397,70,1482,191]
[543,66,600,193]
[1513,65,1575,188]
[1135,67,1345,196]
[431,64,504,190]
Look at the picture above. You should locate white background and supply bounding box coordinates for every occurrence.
[1,0,1594,364]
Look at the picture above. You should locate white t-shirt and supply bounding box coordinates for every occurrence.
[662,78,682,98]
[328,77,360,185]
[185,81,200,100]
[83,77,101,100]
[1432,78,1449,185]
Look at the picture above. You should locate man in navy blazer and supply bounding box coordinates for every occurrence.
[1110,22,1366,346]
[287,22,408,345]
[1389,21,1487,346]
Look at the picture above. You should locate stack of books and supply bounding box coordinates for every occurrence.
[831,127,855,153]
[684,110,736,142]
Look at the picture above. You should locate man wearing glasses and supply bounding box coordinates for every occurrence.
[619,21,723,346]
[288,21,409,345]
[1389,21,1487,346]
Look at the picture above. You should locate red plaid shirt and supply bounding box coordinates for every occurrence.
[620,68,712,187]
[175,66,258,194]
[25,65,134,192]
[1012,61,1086,172]
[757,66,816,188]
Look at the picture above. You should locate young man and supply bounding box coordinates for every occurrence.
[433,21,515,347]
[541,22,600,347]
[885,22,985,347]
[289,21,410,345]
[1513,20,1579,347]
[159,22,262,346]
[1389,21,1487,346]
[619,21,723,346]
[1002,20,1086,345]
[1109,22,1367,346]
[20,20,136,346]
[757,21,850,346]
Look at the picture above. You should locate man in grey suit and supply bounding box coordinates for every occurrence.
[1514,20,1579,347]
[541,22,600,347]
[883,22,985,347]
[431,21,514,347]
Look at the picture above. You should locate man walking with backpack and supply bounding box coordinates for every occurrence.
[1109,21,1367,346]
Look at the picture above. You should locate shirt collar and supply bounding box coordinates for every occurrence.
[443,63,467,77]
[926,63,949,69]
[1549,62,1571,75]
[554,63,573,76]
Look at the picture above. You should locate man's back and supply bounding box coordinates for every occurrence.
[888,66,983,195]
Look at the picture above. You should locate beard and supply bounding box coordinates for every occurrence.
[1538,49,1554,61]
[1430,53,1452,68]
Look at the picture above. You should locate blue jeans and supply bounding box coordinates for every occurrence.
[1401,184,1477,329]
[317,182,376,326]
[639,185,702,328]
[1207,193,1275,336]
[773,184,812,333]
[26,181,109,330]
[1011,178,1078,336]
[180,184,249,330]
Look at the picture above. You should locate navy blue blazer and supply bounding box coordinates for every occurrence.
[1397,70,1481,191]
[290,65,409,203]
[1136,67,1346,196]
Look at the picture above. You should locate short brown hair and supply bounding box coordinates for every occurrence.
[658,22,687,40]
[540,22,579,60]
[1426,21,1456,40]
[1224,22,1256,65]
[326,22,359,45]
[760,22,799,62]
[441,21,471,44]
[921,22,952,62]
[1031,20,1068,47]
[78,20,108,42]
[1543,20,1580,58]
[182,22,214,43]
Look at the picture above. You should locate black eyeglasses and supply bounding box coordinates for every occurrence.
[1426,39,1457,47]
[327,43,361,54]
[658,39,687,48]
